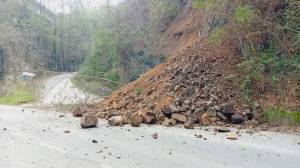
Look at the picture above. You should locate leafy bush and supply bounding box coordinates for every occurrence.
[259,45,300,75]
[237,58,264,105]
[233,5,253,24]
[208,27,225,45]
[79,26,119,80]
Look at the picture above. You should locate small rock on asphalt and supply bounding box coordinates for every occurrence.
[64,130,71,133]
[227,133,238,140]
[216,127,231,133]
[152,133,158,139]
[92,140,98,143]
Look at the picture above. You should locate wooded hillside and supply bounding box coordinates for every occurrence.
[0,0,98,82]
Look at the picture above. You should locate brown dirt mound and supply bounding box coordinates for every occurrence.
[88,37,259,127]
[81,1,299,129]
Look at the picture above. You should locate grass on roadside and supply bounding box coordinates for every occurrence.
[264,106,300,125]
[71,75,112,97]
[0,86,34,105]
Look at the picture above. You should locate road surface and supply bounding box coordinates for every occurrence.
[40,73,99,105]
[0,105,300,168]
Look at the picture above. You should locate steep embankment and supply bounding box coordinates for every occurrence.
[83,0,299,129]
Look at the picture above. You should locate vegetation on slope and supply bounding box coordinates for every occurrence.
[0,0,102,82]
[0,85,34,105]
[193,0,300,110]
[79,0,186,84]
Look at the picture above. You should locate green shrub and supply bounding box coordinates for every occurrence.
[234,5,253,24]
[237,41,299,105]
[135,87,142,96]
[264,106,300,125]
[237,58,264,105]
[208,27,225,45]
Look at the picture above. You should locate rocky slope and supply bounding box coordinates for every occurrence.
[75,2,263,129]
[76,0,299,129]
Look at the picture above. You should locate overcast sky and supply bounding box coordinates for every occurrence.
[38,0,122,13]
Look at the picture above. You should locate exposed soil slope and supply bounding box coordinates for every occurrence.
[84,1,299,128]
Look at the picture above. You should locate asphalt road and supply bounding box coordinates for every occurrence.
[1,105,300,168]
[40,73,98,105]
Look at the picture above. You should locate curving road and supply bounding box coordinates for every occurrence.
[0,105,300,168]
[40,73,98,105]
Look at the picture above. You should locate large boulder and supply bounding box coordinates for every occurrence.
[161,106,173,118]
[184,120,194,129]
[108,116,124,126]
[200,112,210,126]
[222,104,235,117]
[231,113,244,124]
[129,113,143,127]
[80,113,98,128]
[73,106,88,117]
[172,113,187,123]
[142,111,156,124]
[161,118,176,127]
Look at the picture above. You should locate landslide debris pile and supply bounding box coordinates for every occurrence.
[75,41,261,129]
[74,1,265,129]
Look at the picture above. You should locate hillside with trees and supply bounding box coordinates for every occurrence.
[0,0,99,81]
[81,0,300,130]
[0,0,299,128]
[78,0,186,83]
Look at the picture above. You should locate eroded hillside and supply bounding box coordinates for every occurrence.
[78,0,300,130]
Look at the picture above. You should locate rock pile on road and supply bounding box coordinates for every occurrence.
[77,42,261,129]
[71,0,300,131]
